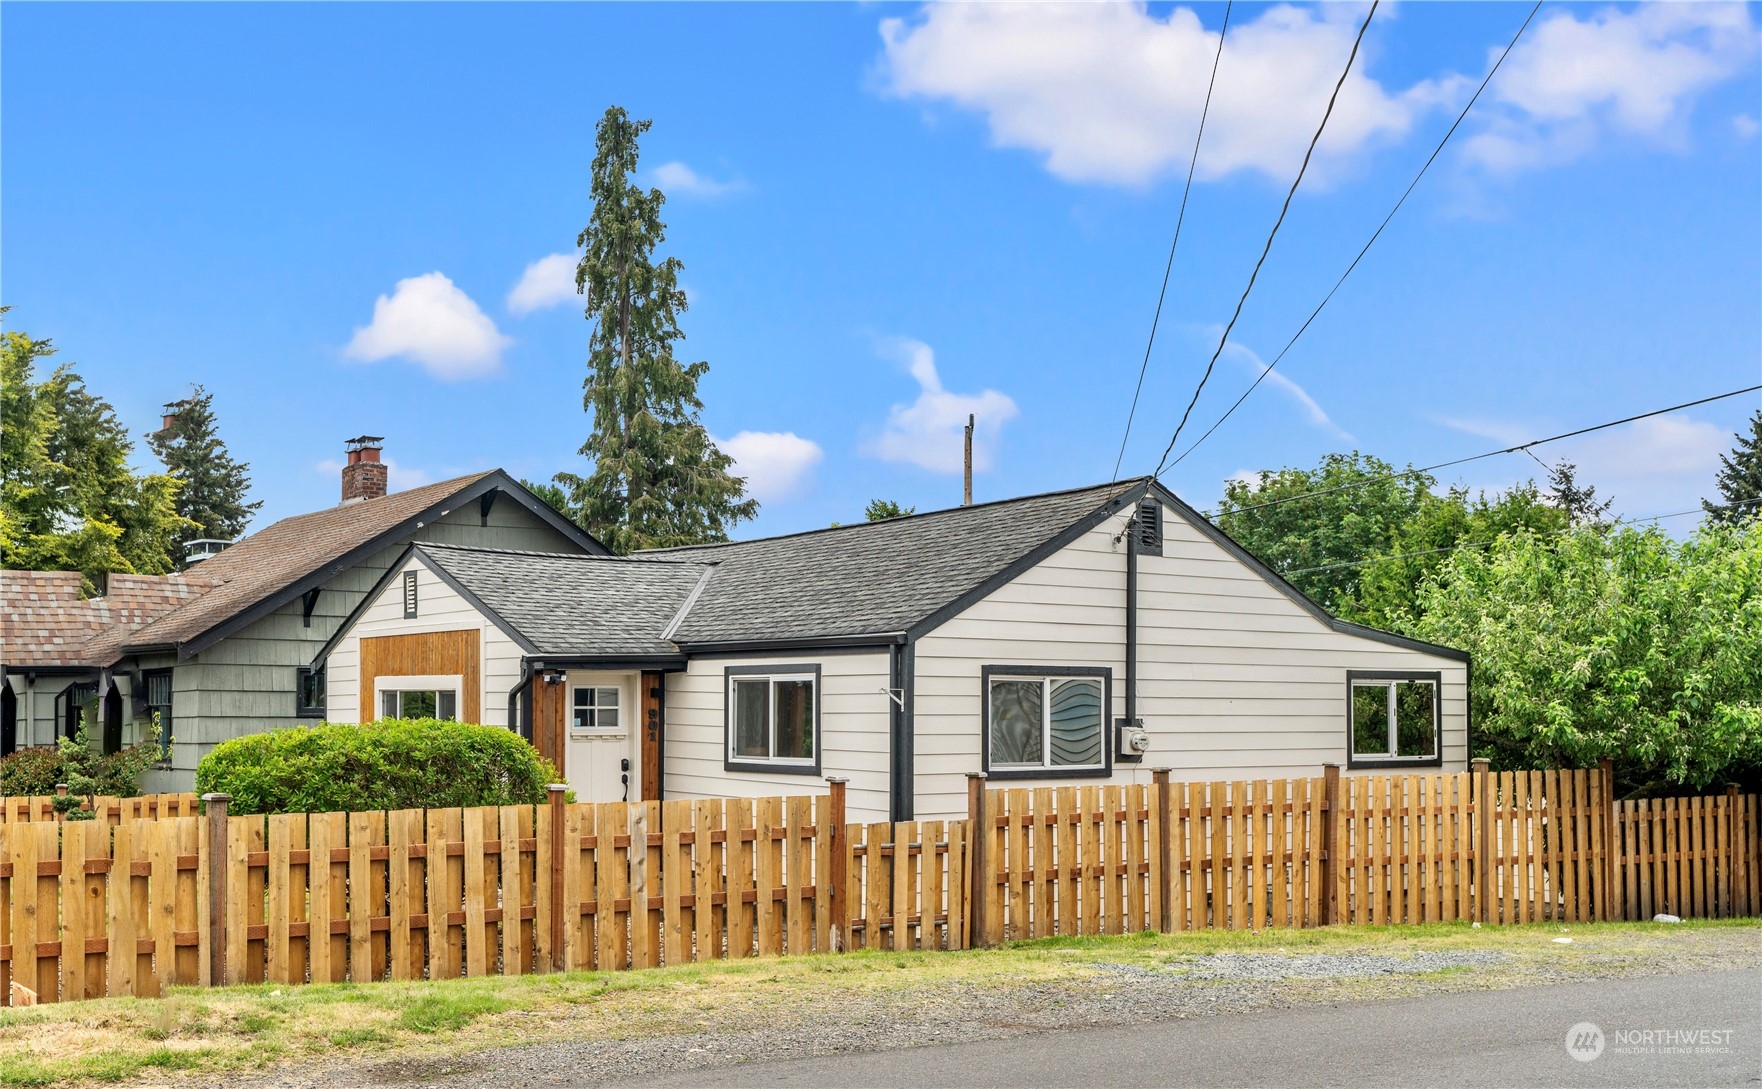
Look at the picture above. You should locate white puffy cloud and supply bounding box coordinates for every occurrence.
[507,253,579,315]
[1462,4,1758,173]
[863,338,1019,473]
[314,458,434,494]
[652,161,745,198]
[343,272,511,379]
[877,3,1464,186]
[1221,339,1355,443]
[1735,114,1761,139]
[717,431,825,503]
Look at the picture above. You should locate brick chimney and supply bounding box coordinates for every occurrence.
[341,436,388,503]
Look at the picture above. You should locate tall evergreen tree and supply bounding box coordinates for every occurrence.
[552,106,756,554]
[1547,459,1613,525]
[147,385,262,558]
[1703,410,1762,524]
[1,317,189,589]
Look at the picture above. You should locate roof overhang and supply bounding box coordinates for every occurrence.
[527,654,690,673]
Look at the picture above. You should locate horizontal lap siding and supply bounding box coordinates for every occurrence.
[663,652,893,824]
[911,514,1469,821]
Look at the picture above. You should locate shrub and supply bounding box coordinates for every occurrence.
[194,718,566,815]
[0,724,159,800]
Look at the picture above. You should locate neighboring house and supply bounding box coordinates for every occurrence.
[0,439,606,790]
[317,477,1469,823]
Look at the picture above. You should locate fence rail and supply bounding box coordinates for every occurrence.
[0,793,200,825]
[2,763,1758,1006]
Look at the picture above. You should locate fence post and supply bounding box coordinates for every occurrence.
[1152,769,1173,933]
[1599,758,1617,922]
[202,793,230,987]
[547,784,567,971]
[1320,764,1340,925]
[54,783,68,824]
[826,777,849,951]
[967,773,988,947]
[1725,784,1740,919]
[1472,758,1491,923]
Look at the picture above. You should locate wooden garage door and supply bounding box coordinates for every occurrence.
[360,630,480,724]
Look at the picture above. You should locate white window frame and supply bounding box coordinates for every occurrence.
[724,667,819,774]
[1346,671,1442,768]
[374,674,464,722]
[983,666,1112,780]
[570,684,624,735]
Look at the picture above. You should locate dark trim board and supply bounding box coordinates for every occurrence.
[531,655,689,672]
[1344,668,1445,771]
[678,634,906,656]
[980,664,1114,782]
[889,641,916,821]
[721,663,823,777]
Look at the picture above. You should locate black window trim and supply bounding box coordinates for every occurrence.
[295,664,327,718]
[402,570,419,619]
[1345,668,1444,770]
[723,664,822,777]
[982,664,1114,781]
[141,667,174,762]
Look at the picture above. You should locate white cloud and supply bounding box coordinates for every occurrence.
[877,3,1465,186]
[343,272,511,380]
[1222,339,1355,443]
[507,254,579,315]
[717,431,824,503]
[1735,113,1761,140]
[862,338,1019,473]
[314,458,434,494]
[1462,4,1758,174]
[652,161,745,198]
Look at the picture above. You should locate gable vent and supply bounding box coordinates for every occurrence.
[402,570,419,619]
[1133,498,1164,556]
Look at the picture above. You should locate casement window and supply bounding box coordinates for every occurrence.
[571,685,622,733]
[724,666,819,774]
[1347,671,1442,768]
[983,666,1111,779]
[142,670,174,761]
[380,688,458,720]
[295,665,326,717]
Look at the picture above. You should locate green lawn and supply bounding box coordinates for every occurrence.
[2,919,1755,1087]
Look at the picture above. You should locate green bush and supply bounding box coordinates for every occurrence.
[194,718,566,815]
[0,724,159,800]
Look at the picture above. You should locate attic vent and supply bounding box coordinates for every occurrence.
[402,570,419,619]
[1134,498,1164,556]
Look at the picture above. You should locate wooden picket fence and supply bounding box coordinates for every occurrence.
[3,765,1759,1006]
[0,793,200,825]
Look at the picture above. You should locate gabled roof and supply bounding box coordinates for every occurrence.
[413,544,709,659]
[1,570,223,669]
[121,470,606,659]
[643,479,1144,647]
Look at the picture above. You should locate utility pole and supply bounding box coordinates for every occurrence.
[963,413,974,506]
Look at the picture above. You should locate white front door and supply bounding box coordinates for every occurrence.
[564,671,639,803]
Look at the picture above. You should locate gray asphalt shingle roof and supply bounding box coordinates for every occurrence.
[417,545,709,657]
[404,479,1143,655]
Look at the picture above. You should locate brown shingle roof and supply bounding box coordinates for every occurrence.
[123,471,496,652]
[2,570,223,668]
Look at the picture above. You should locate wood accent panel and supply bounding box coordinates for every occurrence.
[641,672,663,803]
[359,631,480,724]
[530,676,566,772]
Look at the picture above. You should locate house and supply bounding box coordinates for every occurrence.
[315,477,1469,823]
[0,438,605,789]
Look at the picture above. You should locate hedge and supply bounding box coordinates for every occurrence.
[194,718,566,815]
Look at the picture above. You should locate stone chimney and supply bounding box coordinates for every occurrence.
[341,436,387,504]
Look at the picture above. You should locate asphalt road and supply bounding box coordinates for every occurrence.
[620,969,1761,1089]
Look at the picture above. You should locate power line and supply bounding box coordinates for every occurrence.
[1111,0,1234,483]
[1151,1,1379,478]
[1164,0,1543,474]
[1282,496,1762,577]
[1204,384,1762,518]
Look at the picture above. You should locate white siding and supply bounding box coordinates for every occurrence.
[325,554,524,729]
[663,651,893,823]
[910,506,1469,820]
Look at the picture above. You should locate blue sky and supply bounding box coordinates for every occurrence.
[5,2,1759,540]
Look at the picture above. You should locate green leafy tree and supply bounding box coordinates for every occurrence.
[1546,459,1612,525]
[146,385,262,558]
[1349,482,1567,629]
[1,321,190,588]
[521,478,573,520]
[552,106,756,554]
[1214,452,1430,614]
[864,499,915,521]
[1405,522,1762,795]
[1704,409,1762,524]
